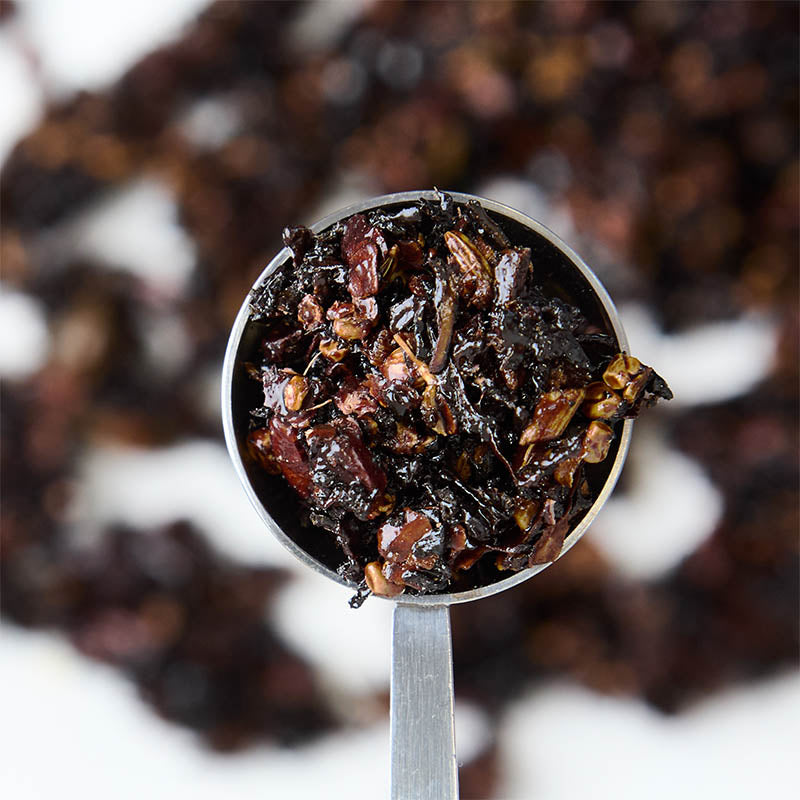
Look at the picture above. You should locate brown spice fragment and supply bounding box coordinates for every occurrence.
[396,239,424,270]
[387,422,435,454]
[603,353,655,405]
[246,428,280,474]
[529,509,570,565]
[581,382,623,419]
[283,375,309,412]
[297,294,324,328]
[582,421,614,464]
[335,382,378,417]
[392,332,437,386]
[354,296,379,321]
[444,230,494,308]
[369,493,396,517]
[348,242,380,298]
[455,545,488,572]
[495,248,531,305]
[269,417,312,498]
[327,301,375,340]
[422,384,457,435]
[365,328,395,367]
[553,452,583,487]
[377,509,435,576]
[381,347,413,383]
[341,214,371,261]
[520,388,586,444]
[454,451,472,481]
[318,338,348,362]
[623,369,653,404]
[342,214,386,299]
[603,354,640,388]
[603,354,642,389]
[472,234,499,267]
[305,418,387,493]
[364,561,404,597]
[513,498,540,532]
[444,230,493,278]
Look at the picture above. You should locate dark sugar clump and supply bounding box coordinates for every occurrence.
[244,193,672,599]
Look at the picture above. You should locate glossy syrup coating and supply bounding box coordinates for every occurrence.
[245,193,672,599]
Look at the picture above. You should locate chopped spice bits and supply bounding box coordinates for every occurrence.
[244,193,672,598]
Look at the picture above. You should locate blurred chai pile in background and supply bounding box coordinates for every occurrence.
[0,1,797,799]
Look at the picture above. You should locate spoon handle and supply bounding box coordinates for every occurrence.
[391,603,459,800]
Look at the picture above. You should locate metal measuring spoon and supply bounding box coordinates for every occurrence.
[222,191,632,800]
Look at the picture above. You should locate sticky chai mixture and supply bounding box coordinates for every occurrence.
[243,193,672,601]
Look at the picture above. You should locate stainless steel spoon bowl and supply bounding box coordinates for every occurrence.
[222,190,632,800]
